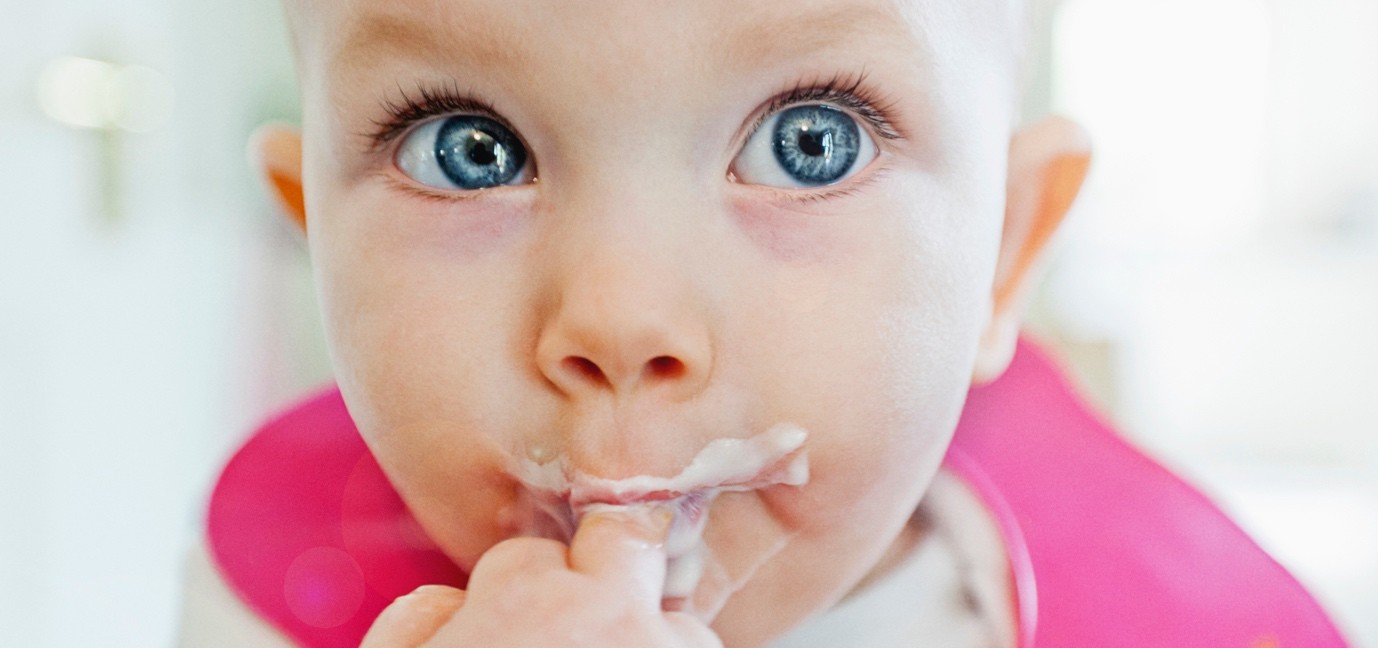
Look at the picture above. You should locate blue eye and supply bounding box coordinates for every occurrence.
[396,115,531,190]
[732,104,877,188]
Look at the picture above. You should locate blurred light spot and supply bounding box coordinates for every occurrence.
[37,57,117,129]
[36,56,174,133]
[283,546,366,629]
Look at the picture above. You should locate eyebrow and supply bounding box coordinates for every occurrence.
[718,3,924,72]
[329,9,533,76]
[331,1,921,79]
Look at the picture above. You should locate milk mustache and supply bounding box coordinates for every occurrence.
[510,423,810,611]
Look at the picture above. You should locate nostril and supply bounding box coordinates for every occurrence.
[563,357,610,387]
[645,355,686,380]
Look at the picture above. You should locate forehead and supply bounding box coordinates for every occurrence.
[290,0,1018,85]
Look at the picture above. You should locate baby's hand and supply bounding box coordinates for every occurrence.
[360,509,723,647]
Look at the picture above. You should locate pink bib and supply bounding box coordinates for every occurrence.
[206,339,1349,646]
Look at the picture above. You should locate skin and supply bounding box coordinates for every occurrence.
[254,0,1091,645]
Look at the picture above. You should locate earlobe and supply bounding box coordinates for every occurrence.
[973,116,1091,385]
[249,124,307,233]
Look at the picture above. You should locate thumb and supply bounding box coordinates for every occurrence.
[360,585,467,648]
[569,506,673,605]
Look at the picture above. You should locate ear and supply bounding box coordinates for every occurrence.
[972,116,1091,385]
[248,123,307,233]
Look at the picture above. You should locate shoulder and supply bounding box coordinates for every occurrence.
[198,387,466,647]
[948,338,1351,647]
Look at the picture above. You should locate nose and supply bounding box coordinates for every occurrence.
[534,241,714,403]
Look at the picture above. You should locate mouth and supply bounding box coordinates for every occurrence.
[506,423,810,616]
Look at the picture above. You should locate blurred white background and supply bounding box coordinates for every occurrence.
[1,0,1375,645]
[1024,0,1378,643]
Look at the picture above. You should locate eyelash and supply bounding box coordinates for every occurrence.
[365,80,504,152]
[363,72,904,181]
[742,71,903,146]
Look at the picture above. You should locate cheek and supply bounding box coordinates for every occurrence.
[731,204,842,265]
[310,181,537,420]
[739,172,997,576]
[826,182,995,482]
[308,184,551,567]
[750,175,994,426]
[784,347,964,536]
[366,422,515,571]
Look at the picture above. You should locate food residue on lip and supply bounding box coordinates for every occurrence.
[506,423,810,609]
[513,423,809,504]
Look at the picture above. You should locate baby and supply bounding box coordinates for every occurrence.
[178,0,1349,646]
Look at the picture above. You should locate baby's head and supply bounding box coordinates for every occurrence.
[254,0,1088,644]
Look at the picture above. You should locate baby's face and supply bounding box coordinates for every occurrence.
[293,0,1019,643]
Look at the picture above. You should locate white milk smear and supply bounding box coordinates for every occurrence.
[509,423,809,608]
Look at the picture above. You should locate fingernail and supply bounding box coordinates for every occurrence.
[584,503,674,540]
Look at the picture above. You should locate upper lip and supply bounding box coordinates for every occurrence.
[511,422,810,506]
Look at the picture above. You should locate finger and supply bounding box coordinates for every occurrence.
[463,536,569,594]
[569,506,672,602]
[664,611,726,648]
[360,585,466,648]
